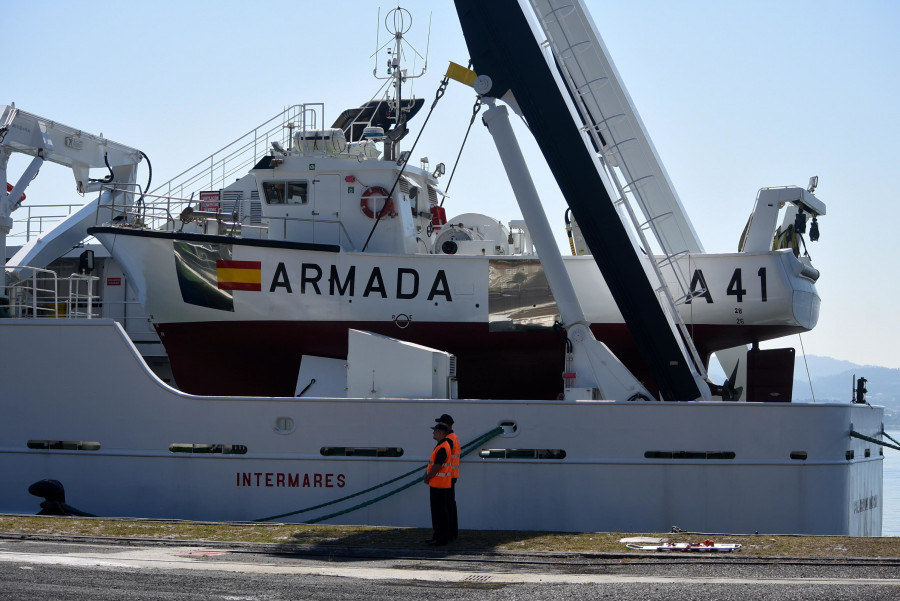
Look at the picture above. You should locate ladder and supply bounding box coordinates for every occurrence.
[530,0,709,382]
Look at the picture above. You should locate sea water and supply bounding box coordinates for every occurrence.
[883,430,899,536]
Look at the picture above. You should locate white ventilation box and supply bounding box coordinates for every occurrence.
[346,329,457,399]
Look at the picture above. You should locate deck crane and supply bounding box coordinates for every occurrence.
[527,0,826,400]
[0,103,144,296]
[456,0,710,401]
[453,0,711,401]
[452,0,826,401]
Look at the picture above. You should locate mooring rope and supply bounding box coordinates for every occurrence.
[254,426,504,523]
[882,430,900,448]
[849,430,900,452]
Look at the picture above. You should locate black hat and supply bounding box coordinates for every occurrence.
[432,423,449,432]
[435,414,454,426]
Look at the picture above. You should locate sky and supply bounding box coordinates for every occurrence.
[3,0,899,371]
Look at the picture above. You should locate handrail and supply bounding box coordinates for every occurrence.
[8,203,85,243]
[149,104,315,202]
[1,267,98,319]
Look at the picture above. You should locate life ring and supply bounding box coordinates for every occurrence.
[360,186,394,218]
[6,182,25,203]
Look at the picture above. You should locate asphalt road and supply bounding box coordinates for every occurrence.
[1,537,899,600]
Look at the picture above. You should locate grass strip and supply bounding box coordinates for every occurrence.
[1,514,897,558]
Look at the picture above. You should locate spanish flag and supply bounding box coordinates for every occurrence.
[216,260,262,291]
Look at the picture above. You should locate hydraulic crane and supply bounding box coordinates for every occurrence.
[0,103,145,297]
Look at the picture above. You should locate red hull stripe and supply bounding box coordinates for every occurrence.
[219,282,262,291]
[217,260,261,270]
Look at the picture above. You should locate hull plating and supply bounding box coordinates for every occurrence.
[0,321,882,535]
[158,320,805,398]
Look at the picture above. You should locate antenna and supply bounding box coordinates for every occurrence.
[365,5,431,160]
[372,7,381,78]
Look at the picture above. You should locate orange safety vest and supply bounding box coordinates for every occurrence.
[427,439,453,488]
[447,432,460,480]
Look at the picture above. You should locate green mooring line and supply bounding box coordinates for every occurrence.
[254,426,504,523]
[882,430,900,448]
[849,430,900,452]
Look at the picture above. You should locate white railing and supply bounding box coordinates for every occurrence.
[2,267,98,319]
[8,203,87,244]
[141,104,317,228]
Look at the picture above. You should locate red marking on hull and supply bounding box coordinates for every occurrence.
[218,282,262,291]
[217,260,262,269]
[156,321,805,400]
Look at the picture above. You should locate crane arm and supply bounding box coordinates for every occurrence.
[1,103,145,289]
[1,103,142,200]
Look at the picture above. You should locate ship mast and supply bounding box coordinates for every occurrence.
[372,6,429,160]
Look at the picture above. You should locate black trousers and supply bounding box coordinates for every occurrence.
[429,486,452,543]
[449,479,458,539]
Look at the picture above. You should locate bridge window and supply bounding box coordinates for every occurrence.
[263,181,308,205]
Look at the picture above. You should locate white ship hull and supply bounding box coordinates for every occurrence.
[0,320,882,535]
[1,0,877,540]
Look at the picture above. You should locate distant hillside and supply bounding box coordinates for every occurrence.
[792,355,881,379]
[793,362,899,401]
[710,355,900,426]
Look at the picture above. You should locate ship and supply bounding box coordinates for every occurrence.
[81,6,817,401]
[0,0,887,535]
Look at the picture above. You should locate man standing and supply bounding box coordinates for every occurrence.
[435,414,459,541]
[424,422,453,546]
